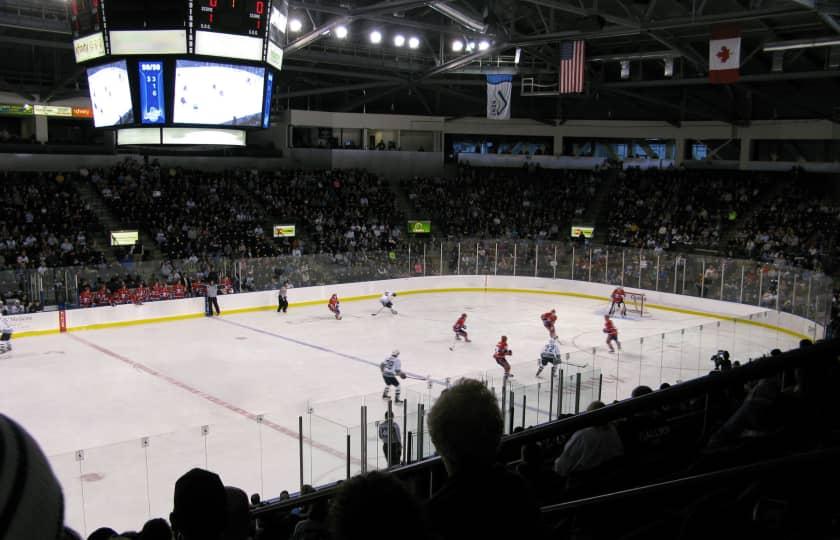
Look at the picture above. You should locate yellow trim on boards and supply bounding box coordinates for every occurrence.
[12,286,811,341]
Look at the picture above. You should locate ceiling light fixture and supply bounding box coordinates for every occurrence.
[369,30,382,44]
[408,36,420,49]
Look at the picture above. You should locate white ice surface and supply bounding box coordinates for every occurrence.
[0,291,796,535]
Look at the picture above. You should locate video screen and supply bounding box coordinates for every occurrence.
[87,60,134,128]
[110,230,138,246]
[138,60,165,124]
[173,60,265,127]
[263,71,274,129]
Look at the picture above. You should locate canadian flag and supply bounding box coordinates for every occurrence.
[709,27,741,84]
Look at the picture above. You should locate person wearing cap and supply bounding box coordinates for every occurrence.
[170,468,228,540]
[378,411,403,467]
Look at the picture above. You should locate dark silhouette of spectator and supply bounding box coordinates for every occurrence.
[223,486,251,540]
[515,442,562,505]
[170,468,228,540]
[88,528,118,540]
[0,413,66,540]
[426,379,543,540]
[553,401,624,478]
[139,519,170,540]
[329,471,430,540]
[290,496,330,540]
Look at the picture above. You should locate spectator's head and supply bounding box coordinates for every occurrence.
[799,339,813,349]
[170,468,227,540]
[278,490,290,501]
[249,493,260,506]
[222,486,250,540]
[659,382,671,390]
[520,442,542,465]
[139,519,171,540]
[88,528,117,540]
[0,414,65,540]
[631,385,653,398]
[587,400,606,412]
[330,472,429,540]
[427,379,503,473]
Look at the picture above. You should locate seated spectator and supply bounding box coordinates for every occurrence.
[329,471,429,540]
[426,379,543,540]
[170,468,228,540]
[223,486,251,540]
[515,442,562,505]
[553,401,624,478]
[139,519,171,540]
[0,413,67,540]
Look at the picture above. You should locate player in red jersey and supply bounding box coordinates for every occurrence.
[221,275,234,295]
[170,281,186,299]
[132,282,148,305]
[603,315,621,353]
[78,286,93,308]
[114,282,131,305]
[541,309,558,339]
[493,335,514,378]
[93,284,112,306]
[328,294,342,320]
[609,286,626,317]
[449,313,471,351]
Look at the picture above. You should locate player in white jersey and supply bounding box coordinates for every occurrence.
[380,349,407,402]
[535,337,561,377]
[0,316,12,355]
[372,291,398,316]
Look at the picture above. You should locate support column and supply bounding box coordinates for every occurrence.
[739,137,751,169]
[675,137,686,166]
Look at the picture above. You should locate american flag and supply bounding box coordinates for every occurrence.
[559,40,585,94]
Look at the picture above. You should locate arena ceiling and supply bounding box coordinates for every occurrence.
[1,0,840,123]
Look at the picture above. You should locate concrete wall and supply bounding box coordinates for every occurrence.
[13,275,820,341]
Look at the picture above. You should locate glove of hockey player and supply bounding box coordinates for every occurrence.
[399,372,407,379]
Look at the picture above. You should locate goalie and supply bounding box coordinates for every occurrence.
[609,286,627,317]
[380,349,407,403]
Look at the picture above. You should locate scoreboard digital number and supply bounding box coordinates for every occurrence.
[195,0,269,37]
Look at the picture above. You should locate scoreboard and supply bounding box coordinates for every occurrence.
[68,0,288,142]
[68,0,288,61]
[195,0,269,37]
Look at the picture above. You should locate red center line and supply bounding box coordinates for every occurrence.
[68,333,357,465]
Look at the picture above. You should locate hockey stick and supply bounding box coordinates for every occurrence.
[371,305,385,316]
[566,361,588,369]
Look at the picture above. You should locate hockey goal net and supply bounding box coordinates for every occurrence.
[626,292,647,317]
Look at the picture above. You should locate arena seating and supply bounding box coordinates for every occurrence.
[405,166,597,239]
[0,170,106,272]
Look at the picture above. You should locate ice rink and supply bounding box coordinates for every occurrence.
[0,290,799,535]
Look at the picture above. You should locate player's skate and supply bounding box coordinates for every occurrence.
[390,309,398,315]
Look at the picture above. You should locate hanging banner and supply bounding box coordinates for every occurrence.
[486,74,512,120]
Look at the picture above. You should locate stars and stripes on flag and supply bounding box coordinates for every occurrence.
[709,26,741,84]
[559,40,585,94]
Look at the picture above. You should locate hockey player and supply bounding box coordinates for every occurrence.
[494,336,514,379]
[449,313,470,350]
[328,293,342,320]
[380,349,407,402]
[373,291,398,316]
[541,309,558,339]
[78,286,93,308]
[609,286,627,317]
[604,315,621,353]
[0,316,12,355]
[536,336,561,377]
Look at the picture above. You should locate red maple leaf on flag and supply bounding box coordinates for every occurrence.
[717,46,731,64]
